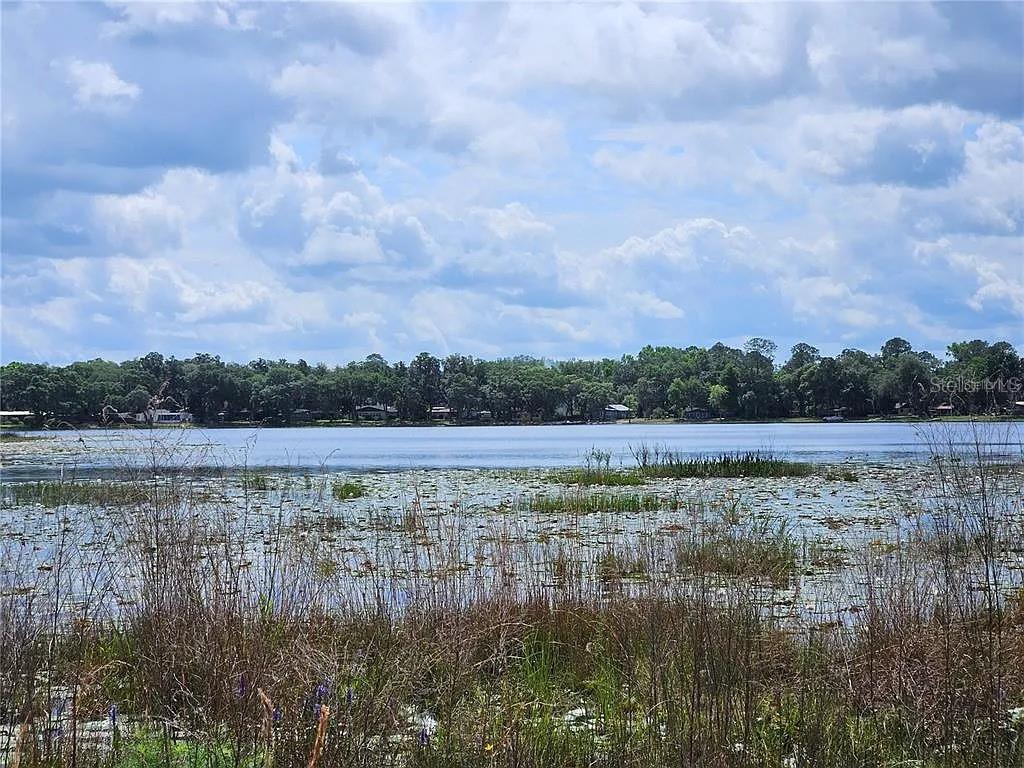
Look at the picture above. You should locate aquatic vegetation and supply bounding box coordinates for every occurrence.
[824,467,860,482]
[549,466,646,485]
[240,471,272,492]
[553,449,818,485]
[330,479,366,501]
[2,479,152,507]
[631,445,816,479]
[2,436,1022,768]
[671,512,799,581]
[524,491,669,515]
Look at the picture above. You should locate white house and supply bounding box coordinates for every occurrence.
[355,403,396,420]
[603,403,633,421]
[135,408,193,425]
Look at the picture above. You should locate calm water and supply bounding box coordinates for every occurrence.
[7,421,1021,475]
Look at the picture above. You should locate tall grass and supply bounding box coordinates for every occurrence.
[552,447,816,485]
[2,479,156,507]
[1,429,1021,768]
[523,491,668,515]
[631,445,815,479]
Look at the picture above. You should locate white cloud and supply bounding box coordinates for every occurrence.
[63,59,140,107]
[4,2,1022,362]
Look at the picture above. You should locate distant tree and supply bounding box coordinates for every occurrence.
[743,337,777,363]
[881,337,913,363]
[784,343,820,372]
[667,377,709,414]
[125,387,151,414]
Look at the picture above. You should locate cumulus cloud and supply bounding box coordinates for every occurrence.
[63,59,140,107]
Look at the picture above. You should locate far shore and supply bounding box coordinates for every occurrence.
[3,413,1021,432]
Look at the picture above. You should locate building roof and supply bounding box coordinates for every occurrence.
[604,403,631,412]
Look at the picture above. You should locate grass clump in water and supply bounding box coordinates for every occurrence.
[824,466,859,481]
[549,448,645,486]
[672,511,798,581]
[525,492,668,515]
[632,445,815,479]
[3,479,150,507]
[331,479,366,501]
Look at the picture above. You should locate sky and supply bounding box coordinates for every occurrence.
[1,1,1022,365]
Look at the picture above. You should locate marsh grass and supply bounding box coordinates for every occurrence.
[550,468,646,486]
[632,445,815,479]
[330,479,366,501]
[824,467,860,482]
[2,428,1022,768]
[552,447,816,485]
[671,511,799,582]
[524,492,669,515]
[2,479,154,507]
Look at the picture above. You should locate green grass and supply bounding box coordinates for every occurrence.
[672,513,798,581]
[524,492,668,514]
[3,479,151,507]
[548,467,645,485]
[240,471,271,492]
[551,451,816,486]
[633,448,815,479]
[331,479,367,500]
[824,467,860,482]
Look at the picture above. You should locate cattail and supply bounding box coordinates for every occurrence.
[307,704,330,768]
[12,718,29,768]
[256,687,274,741]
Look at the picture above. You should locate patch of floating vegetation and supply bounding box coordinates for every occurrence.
[331,479,367,501]
[551,448,817,485]
[671,511,799,582]
[633,447,816,479]
[524,491,670,514]
[0,431,38,442]
[240,471,272,492]
[2,479,151,507]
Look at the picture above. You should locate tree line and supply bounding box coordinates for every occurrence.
[1,337,1021,426]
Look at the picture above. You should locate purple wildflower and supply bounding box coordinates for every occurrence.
[418,728,430,748]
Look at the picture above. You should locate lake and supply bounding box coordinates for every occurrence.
[5,421,1021,476]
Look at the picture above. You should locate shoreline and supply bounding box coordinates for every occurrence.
[3,413,1021,432]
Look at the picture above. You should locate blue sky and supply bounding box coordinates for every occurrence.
[2,1,1022,364]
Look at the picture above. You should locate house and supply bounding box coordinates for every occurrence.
[135,408,192,425]
[822,407,846,423]
[930,403,955,416]
[683,406,712,421]
[1014,401,1024,413]
[0,410,34,424]
[603,403,633,421]
[466,409,493,421]
[429,405,453,419]
[355,404,396,421]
